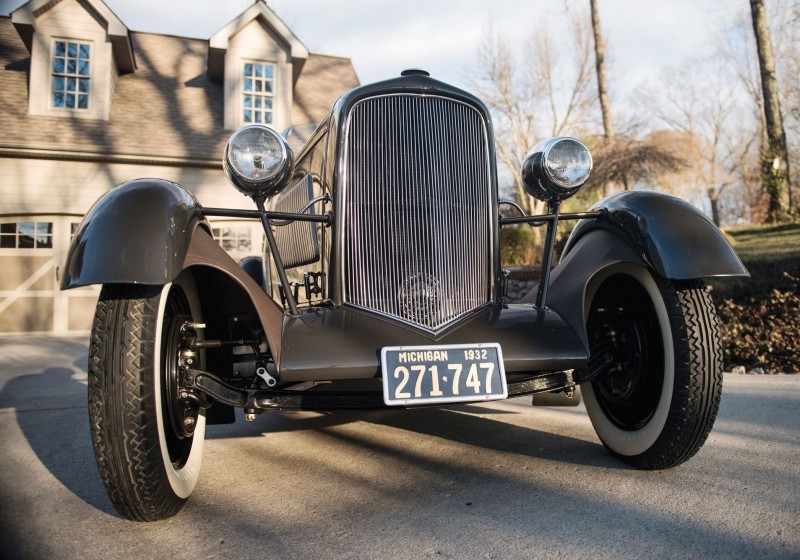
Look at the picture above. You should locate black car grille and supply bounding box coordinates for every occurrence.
[342,94,494,332]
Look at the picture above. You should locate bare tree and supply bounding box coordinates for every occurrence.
[471,29,538,215]
[638,59,741,226]
[750,0,793,221]
[469,12,595,216]
[589,0,614,142]
[587,137,684,194]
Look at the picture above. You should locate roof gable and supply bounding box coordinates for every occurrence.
[208,0,308,84]
[11,0,135,73]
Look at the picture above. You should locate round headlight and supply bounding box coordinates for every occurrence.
[521,137,593,203]
[223,125,293,199]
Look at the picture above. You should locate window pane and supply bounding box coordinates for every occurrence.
[66,59,76,74]
[53,76,64,92]
[66,94,75,108]
[55,42,66,56]
[67,42,77,57]
[237,238,251,252]
[78,95,88,109]
[78,60,89,76]
[53,92,64,107]
[79,44,90,59]
[0,235,14,248]
[78,78,89,93]
[0,223,16,234]
[53,57,65,73]
[221,239,236,251]
[18,222,35,248]
[66,77,76,91]
[265,112,272,124]
[242,63,275,125]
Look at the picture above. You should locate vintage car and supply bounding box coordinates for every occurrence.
[62,69,748,521]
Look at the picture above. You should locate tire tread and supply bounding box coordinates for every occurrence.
[88,285,186,521]
[622,277,723,469]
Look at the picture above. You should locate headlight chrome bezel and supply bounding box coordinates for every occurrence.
[521,136,593,204]
[223,124,294,200]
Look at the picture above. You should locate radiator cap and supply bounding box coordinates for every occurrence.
[401,68,430,77]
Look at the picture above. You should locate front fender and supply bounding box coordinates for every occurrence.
[529,229,649,352]
[61,179,208,289]
[564,190,748,279]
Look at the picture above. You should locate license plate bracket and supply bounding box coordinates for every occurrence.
[381,343,507,406]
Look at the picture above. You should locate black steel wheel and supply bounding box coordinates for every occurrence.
[88,271,206,521]
[581,264,723,469]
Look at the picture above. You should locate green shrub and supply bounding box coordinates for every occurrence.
[500,225,538,266]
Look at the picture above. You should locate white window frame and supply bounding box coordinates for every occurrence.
[50,38,92,112]
[211,224,255,255]
[0,221,54,250]
[241,60,276,126]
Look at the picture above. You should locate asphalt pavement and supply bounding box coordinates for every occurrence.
[1,335,798,559]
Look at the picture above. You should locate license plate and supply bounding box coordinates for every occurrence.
[381,343,507,406]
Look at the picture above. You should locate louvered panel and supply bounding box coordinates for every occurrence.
[273,174,320,269]
[342,94,493,332]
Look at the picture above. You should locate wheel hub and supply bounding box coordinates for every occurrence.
[594,313,647,404]
[164,315,200,440]
[587,275,665,431]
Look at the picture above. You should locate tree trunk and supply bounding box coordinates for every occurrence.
[707,188,721,227]
[750,0,793,222]
[590,0,614,142]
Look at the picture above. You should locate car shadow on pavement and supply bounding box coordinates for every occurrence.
[0,366,117,517]
[206,405,622,470]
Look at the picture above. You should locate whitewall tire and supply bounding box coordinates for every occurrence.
[581,264,723,469]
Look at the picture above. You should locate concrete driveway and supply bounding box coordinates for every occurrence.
[1,336,798,559]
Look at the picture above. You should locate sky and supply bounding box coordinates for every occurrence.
[1,0,750,94]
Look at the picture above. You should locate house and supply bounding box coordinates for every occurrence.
[0,0,359,334]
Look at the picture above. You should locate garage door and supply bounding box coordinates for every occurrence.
[1,217,266,334]
[0,216,99,334]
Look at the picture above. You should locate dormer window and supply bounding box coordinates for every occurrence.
[52,40,91,110]
[243,61,274,125]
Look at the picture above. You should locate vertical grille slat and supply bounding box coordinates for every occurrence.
[343,94,493,332]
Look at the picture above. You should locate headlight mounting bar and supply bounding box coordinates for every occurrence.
[500,208,605,310]
[203,206,331,316]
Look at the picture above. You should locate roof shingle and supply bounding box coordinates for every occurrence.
[0,16,359,163]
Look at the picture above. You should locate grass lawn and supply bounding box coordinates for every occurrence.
[710,222,800,302]
[723,222,800,262]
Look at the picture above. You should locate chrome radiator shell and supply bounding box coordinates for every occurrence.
[338,94,495,333]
